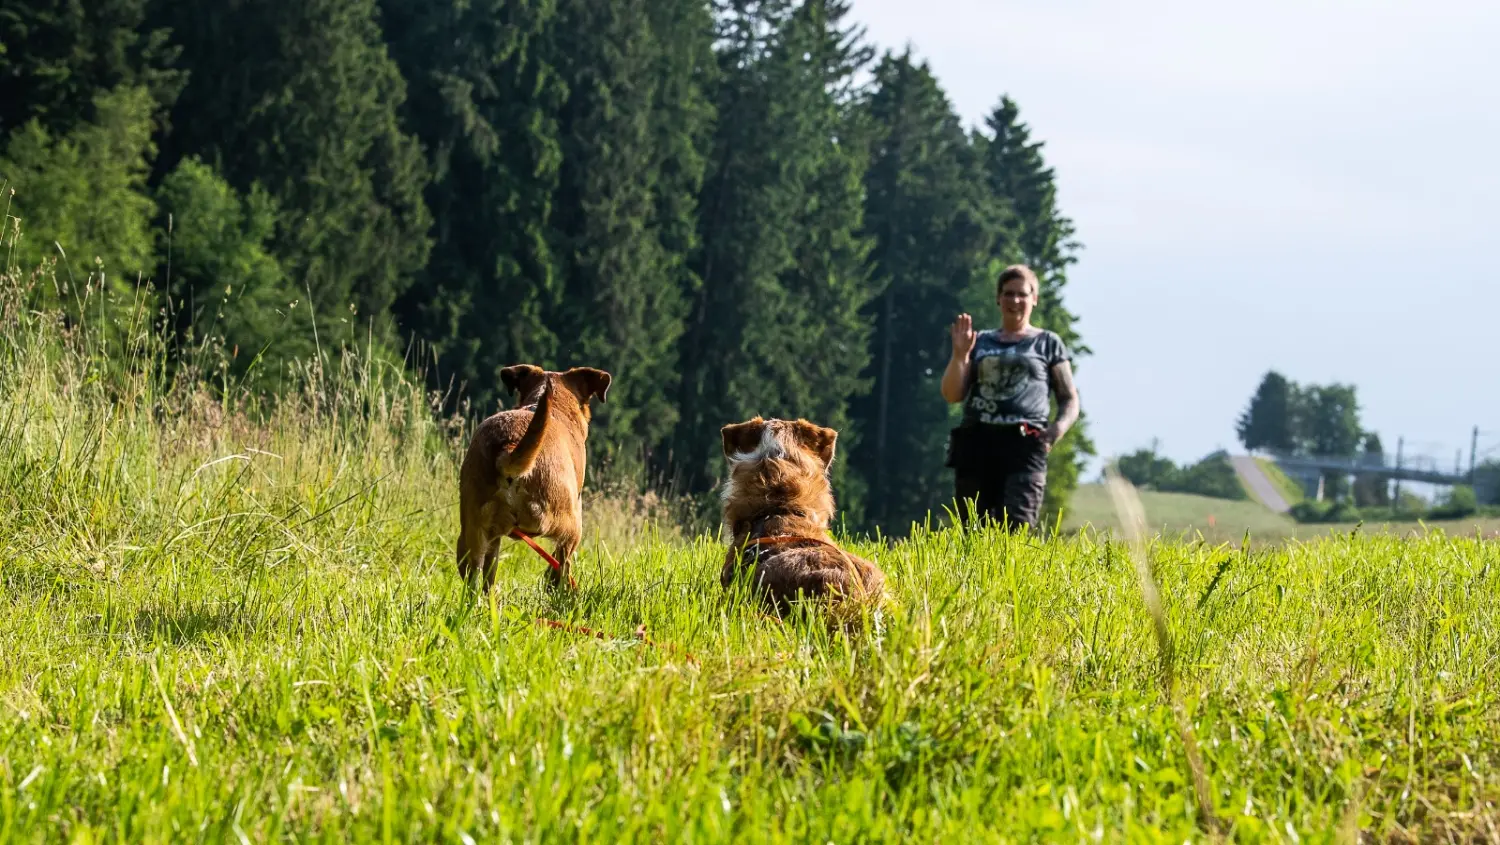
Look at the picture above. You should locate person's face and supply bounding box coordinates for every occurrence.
[997,279,1037,323]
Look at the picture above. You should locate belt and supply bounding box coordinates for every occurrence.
[963,422,1046,438]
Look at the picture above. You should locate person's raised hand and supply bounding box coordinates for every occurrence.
[951,313,977,357]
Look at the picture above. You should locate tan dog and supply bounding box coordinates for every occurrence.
[718,416,886,614]
[457,364,611,590]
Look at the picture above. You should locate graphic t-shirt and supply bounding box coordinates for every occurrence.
[961,328,1071,427]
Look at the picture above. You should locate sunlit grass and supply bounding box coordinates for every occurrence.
[1,254,1497,842]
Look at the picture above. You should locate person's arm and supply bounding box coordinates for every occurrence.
[1044,359,1080,451]
[941,314,976,403]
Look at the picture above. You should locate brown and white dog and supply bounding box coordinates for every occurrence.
[718,416,886,614]
[457,364,611,590]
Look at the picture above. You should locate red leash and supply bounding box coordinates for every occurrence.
[533,617,698,665]
[509,528,577,590]
[509,531,820,665]
[510,529,697,664]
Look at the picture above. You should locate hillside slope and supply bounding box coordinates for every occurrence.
[1063,482,1500,544]
[1230,455,1291,512]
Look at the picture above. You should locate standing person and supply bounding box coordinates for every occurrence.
[940,264,1081,533]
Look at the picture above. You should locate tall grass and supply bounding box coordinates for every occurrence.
[0,243,1497,842]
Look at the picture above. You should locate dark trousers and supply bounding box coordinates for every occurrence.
[947,425,1049,533]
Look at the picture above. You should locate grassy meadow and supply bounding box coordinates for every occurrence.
[1065,483,1500,548]
[1,267,1498,842]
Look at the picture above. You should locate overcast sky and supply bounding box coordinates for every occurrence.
[850,0,1500,479]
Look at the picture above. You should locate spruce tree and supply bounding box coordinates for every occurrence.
[672,0,877,498]
[0,0,181,136]
[0,0,181,292]
[1236,370,1297,453]
[545,0,715,468]
[380,0,564,411]
[153,0,431,350]
[976,96,1093,525]
[849,50,1000,530]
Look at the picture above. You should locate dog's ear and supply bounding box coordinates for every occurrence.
[721,417,767,460]
[562,367,611,404]
[790,419,838,468]
[499,364,546,397]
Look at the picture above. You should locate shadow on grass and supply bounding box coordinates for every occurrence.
[2,564,89,601]
[121,603,252,645]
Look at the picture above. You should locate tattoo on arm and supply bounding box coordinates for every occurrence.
[1049,361,1080,438]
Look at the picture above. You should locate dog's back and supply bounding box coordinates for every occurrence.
[723,541,885,612]
[717,416,888,613]
[459,406,544,523]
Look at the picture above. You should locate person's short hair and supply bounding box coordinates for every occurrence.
[997,264,1039,298]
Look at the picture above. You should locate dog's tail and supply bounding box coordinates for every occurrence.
[499,374,552,479]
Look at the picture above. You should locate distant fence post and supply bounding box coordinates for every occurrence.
[1470,425,1479,483]
[1393,437,1404,512]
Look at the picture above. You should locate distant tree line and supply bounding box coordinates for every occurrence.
[1236,371,1366,459]
[0,0,1090,533]
[1237,371,1500,521]
[1114,444,1246,501]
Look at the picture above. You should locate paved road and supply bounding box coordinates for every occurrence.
[1231,455,1292,513]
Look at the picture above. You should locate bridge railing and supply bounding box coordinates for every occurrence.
[1266,450,1455,477]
